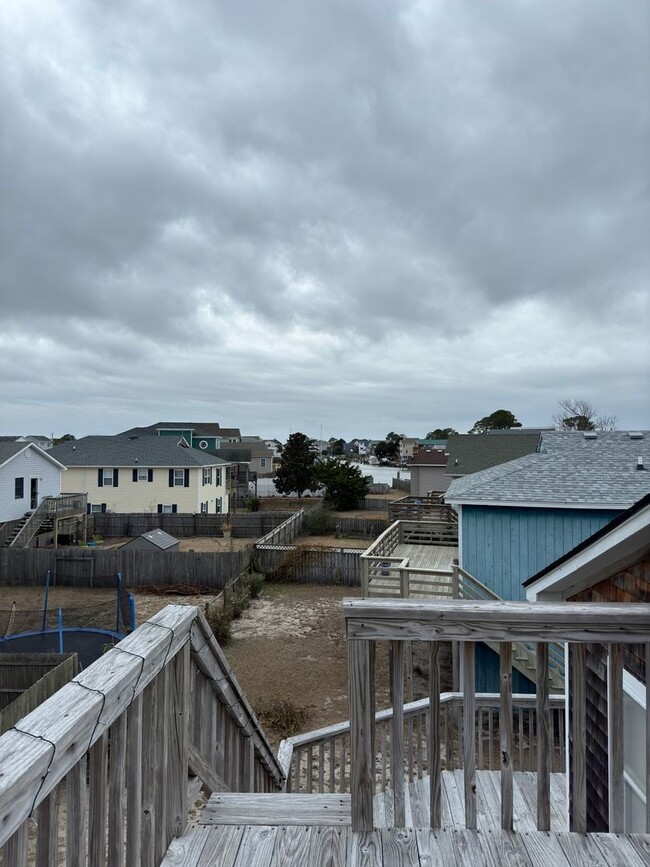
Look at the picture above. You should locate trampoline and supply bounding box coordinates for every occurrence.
[0,572,135,669]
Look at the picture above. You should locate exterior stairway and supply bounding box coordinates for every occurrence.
[2,509,53,547]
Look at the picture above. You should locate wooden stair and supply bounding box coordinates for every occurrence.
[200,793,352,826]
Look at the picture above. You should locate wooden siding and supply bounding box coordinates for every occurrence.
[568,557,650,832]
[461,505,621,601]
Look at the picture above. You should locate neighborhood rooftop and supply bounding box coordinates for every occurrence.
[49,435,230,467]
[119,421,242,438]
[445,430,650,508]
[444,432,541,475]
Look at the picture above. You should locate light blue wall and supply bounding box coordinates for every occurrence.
[461,505,621,601]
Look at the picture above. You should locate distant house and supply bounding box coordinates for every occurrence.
[0,442,66,524]
[399,438,419,463]
[263,439,282,459]
[525,494,649,832]
[50,436,232,515]
[120,529,180,552]
[118,422,242,450]
[409,448,449,496]
[0,434,54,450]
[215,440,275,478]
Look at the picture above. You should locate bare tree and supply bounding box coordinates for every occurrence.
[553,398,617,431]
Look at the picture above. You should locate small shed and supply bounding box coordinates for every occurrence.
[121,529,180,552]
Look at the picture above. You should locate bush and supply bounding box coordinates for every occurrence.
[248,572,265,598]
[246,497,261,512]
[231,592,250,619]
[204,601,233,644]
[258,699,309,738]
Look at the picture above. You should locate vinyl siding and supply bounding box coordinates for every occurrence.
[461,505,621,600]
[410,466,450,497]
[60,466,230,514]
[0,448,62,523]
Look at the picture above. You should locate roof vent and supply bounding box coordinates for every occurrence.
[629,431,644,440]
[583,432,598,440]
[637,457,645,471]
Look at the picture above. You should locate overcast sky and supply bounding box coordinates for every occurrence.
[1,0,648,442]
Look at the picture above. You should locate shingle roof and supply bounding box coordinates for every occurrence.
[118,422,241,439]
[445,431,650,508]
[49,436,229,467]
[0,441,66,470]
[444,433,541,476]
[410,449,447,466]
[140,529,179,550]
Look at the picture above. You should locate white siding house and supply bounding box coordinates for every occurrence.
[0,442,65,523]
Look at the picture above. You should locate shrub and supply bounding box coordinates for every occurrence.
[303,507,334,535]
[248,572,265,598]
[231,592,250,619]
[258,699,309,738]
[246,497,261,512]
[204,601,233,644]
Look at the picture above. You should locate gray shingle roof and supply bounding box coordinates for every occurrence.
[445,430,650,508]
[445,433,541,476]
[118,422,241,439]
[0,441,66,469]
[49,436,229,467]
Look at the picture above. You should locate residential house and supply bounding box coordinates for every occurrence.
[215,440,275,478]
[444,431,541,479]
[445,429,650,690]
[49,436,232,515]
[408,448,449,496]
[118,422,242,450]
[0,441,66,524]
[263,439,282,459]
[0,434,54,450]
[398,437,419,463]
[525,493,649,832]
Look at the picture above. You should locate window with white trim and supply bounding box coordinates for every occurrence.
[162,504,175,513]
[202,467,212,485]
[173,469,185,486]
[200,501,208,514]
[137,468,149,481]
[216,497,222,514]
[216,468,222,486]
[102,468,115,486]
[260,458,267,468]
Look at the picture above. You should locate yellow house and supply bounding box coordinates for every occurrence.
[49,436,232,515]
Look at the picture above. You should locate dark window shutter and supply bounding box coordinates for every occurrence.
[86,503,91,514]
[101,503,107,513]
[184,469,190,487]
[132,469,138,482]
[172,504,177,514]
[157,504,163,514]
[113,469,119,487]
[98,469,103,487]
[169,469,174,487]
[148,469,153,482]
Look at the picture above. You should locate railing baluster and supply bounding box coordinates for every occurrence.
[66,756,87,867]
[108,714,127,867]
[462,643,477,829]
[500,642,513,830]
[126,694,143,866]
[349,639,375,831]
[35,788,59,867]
[607,643,624,832]
[88,732,108,866]
[329,738,335,793]
[390,640,405,826]
[429,643,441,828]
[319,742,325,793]
[1,821,28,866]
[536,643,550,831]
[570,643,587,833]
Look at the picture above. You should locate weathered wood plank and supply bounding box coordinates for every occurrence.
[591,832,648,867]
[570,644,587,833]
[66,757,86,867]
[348,639,375,832]
[270,826,312,866]
[35,790,58,867]
[463,642,477,829]
[308,826,348,867]
[188,741,231,795]
[156,665,170,864]
[88,732,107,866]
[348,831,382,867]
[380,828,419,865]
[607,643,624,833]
[108,713,127,867]
[126,693,143,866]
[232,825,278,867]
[429,642,441,828]
[536,642,550,832]
[201,793,351,826]
[343,599,650,642]
[390,640,405,827]
[141,679,157,867]
[1,822,28,867]
[168,643,190,839]
[500,642,514,831]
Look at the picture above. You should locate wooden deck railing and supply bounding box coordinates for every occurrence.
[278,692,565,796]
[0,605,284,865]
[343,598,650,834]
[255,509,304,547]
[389,498,457,523]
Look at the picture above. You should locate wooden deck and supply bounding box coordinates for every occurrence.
[163,772,650,866]
[368,544,457,598]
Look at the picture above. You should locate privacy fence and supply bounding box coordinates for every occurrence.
[87,512,294,539]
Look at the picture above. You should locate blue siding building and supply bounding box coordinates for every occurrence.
[446,430,650,691]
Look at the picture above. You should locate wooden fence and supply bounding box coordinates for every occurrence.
[0,653,78,734]
[254,546,361,586]
[0,546,254,590]
[87,511,293,539]
[256,510,305,546]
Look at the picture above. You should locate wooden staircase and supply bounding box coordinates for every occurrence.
[1,511,54,547]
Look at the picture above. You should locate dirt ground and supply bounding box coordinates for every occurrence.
[292,534,369,549]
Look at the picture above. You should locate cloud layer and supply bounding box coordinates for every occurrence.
[1,0,648,439]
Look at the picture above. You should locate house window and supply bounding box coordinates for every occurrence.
[15,477,24,499]
[87,504,106,514]
[173,469,185,486]
[199,440,208,449]
[216,468,222,486]
[103,469,114,486]
[137,468,149,481]
[158,504,177,514]
[202,467,212,485]
[216,497,222,514]
[260,458,267,468]
[200,501,208,514]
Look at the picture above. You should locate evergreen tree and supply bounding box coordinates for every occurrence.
[274,433,318,496]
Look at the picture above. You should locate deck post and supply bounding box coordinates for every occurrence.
[500,642,514,830]
[462,643,477,829]
[429,643,442,827]
[390,640,405,826]
[607,643,624,833]
[348,638,375,832]
[570,643,587,833]
[536,643,550,831]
